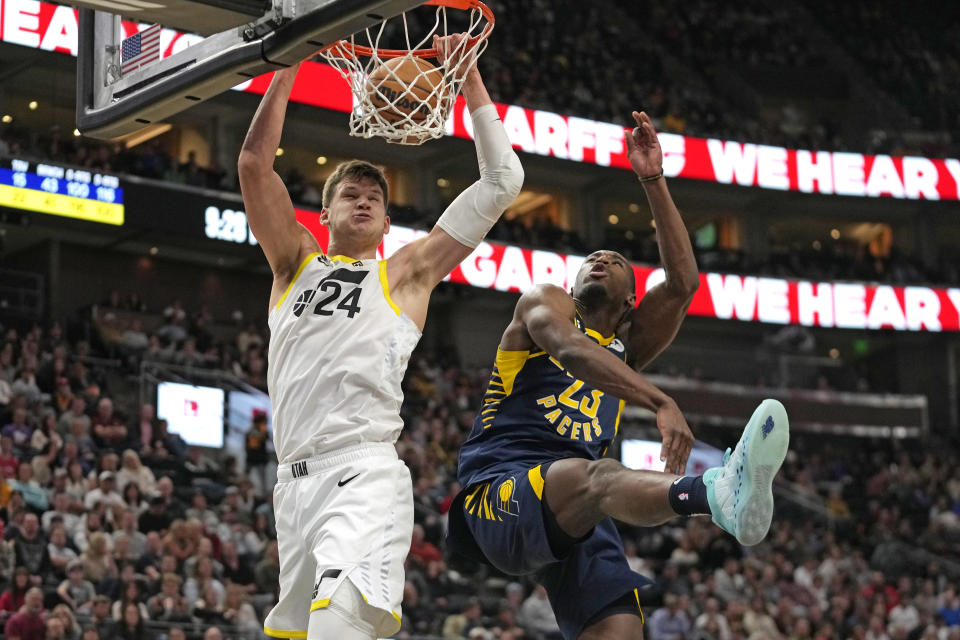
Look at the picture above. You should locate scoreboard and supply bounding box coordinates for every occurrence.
[0,157,124,225]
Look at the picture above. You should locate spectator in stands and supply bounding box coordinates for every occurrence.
[162,521,195,565]
[31,409,58,454]
[0,434,20,479]
[0,490,28,529]
[81,531,118,592]
[50,604,81,640]
[178,151,206,187]
[0,567,31,623]
[87,596,114,639]
[45,616,67,640]
[235,324,263,356]
[185,491,218,531]
[156,314,187,349]
[91,399,128,452]
[183,447,219,477]
[58,559,97,612]
[154,477,185,520]
[111,581,149,622]
[3,586,46,640]
[695,597,732,640]
[120,483,146,519]
[888,593,920,635]
[10,512,52,581]
[183,536,222,580]
[147,420,186,462]
[10,462,49,512]
[52,378,74,415]
[65,462,89,507]
[130,406,155,458]
[519,585,560,638]
[244,414,269,497]
[138,495,171,535]
[11,363,41,406]
[939,590,960,627]
[116,450,155,495]
[66,420,98,470]
[114,509,147,561]
[3,407,34,459]
[648,593,693,640]
[409,523,443,567]
[120,320,149,362]
[145,573,182,620]
[48,525,79,578]
[253,541,279,598]
[863,571,901,612]
[184,556,225,609]
[115,601,151,640]
[74,509,104,553]
[84,472,125,519]
[442,597,483,639]
[219,539,254,590]
[744,595,781,638]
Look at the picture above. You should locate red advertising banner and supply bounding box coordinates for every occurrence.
[4,0,960,201]
[291,208,960,332]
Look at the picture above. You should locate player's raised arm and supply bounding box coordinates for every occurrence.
[390,34,524,289]
[511,284,694,473]
[622,111,700,371]
[237,65,315,286]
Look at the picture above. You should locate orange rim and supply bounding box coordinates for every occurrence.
[323,0,494,59]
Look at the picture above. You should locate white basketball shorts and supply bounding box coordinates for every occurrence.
[263,443,413,639]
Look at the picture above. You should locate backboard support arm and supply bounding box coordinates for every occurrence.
[76,0,426,139]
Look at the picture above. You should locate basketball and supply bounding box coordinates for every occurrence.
[366,56,443,125]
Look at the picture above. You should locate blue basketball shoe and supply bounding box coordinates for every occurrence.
[704,399,789,546]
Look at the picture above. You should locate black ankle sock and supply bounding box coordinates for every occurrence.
[668,476,711,516]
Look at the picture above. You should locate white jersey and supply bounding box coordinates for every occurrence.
[267,253,421,464]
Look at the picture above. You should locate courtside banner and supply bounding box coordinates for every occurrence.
[291,209,960,332]
[5,0,959,200]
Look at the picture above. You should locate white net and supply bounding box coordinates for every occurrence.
[319,1,493,145]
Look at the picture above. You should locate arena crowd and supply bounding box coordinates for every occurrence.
[0,292,959,640]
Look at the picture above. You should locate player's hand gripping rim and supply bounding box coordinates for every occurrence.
[624,110,663,182]
[433,33,477,79]
[656,399,694,475]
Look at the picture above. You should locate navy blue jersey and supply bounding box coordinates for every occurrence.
[458,317,627,488]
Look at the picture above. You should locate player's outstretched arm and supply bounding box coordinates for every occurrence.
[622,111,699,371]
[389,35,523,293]
[512,284,694,472]
[238,65,317,292]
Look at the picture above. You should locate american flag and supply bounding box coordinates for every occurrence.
[120,24,161,76]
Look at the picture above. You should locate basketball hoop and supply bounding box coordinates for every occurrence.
[319,0,494,145]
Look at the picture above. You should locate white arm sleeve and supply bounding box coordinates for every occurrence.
[436,104,524,248]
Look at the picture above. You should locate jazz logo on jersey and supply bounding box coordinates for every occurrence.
[293,268,369,318]
[496,478,520,517]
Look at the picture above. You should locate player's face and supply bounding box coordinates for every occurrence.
[321,177,390,245]
[572,250,635,307]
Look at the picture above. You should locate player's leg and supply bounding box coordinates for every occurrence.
[263,483,314,639]
[308,580,392,640]
[544,458,680,536]
[537,519,649,640]
[545,399,789,545]
[579,614,644,640]
[305,451,411,640]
